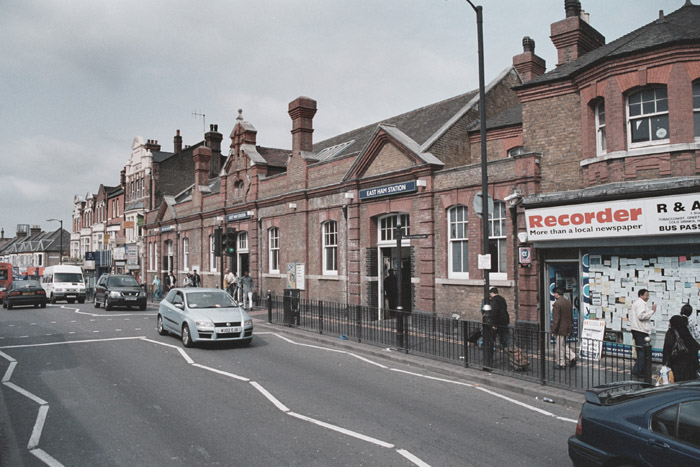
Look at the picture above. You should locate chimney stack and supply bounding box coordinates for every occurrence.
[193,146,212,187]
[174,129,182,154]
[288,97,317,155]
[513,37,546,82]
[145,139,161,152]
[205,124,223,177]
[551,0,604,66]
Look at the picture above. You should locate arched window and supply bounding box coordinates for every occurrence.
[448,205,469,278]
[322,221,338,275]
[268,227,280,273]
[627,87,669,147]
[594,100,606,156]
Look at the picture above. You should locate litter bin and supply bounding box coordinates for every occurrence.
[283,289,300,325]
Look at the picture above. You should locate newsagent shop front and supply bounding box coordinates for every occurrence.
[525,192,700,356]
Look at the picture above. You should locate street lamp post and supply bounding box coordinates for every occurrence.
[464,0,492,367]
[46,218,63,265]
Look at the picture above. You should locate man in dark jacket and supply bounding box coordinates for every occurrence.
[489,287,510,349]
[552,287,575,369]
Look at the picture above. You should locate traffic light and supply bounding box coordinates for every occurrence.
[224,228,236,256]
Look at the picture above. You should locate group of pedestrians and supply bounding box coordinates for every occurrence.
[223,268,255,310]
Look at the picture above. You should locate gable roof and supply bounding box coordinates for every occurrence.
[518,3,700,89]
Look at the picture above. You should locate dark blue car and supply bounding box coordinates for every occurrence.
[569,381,700,466]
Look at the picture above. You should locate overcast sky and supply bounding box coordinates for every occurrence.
[0,0,682,238]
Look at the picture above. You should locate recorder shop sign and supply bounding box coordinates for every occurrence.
[525,193,700,241]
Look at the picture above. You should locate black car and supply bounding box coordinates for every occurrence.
[569,381,700,466]
[93,274,147,311]
[2,280,48,309]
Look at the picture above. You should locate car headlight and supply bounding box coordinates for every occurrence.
[195,320,215,331]
[244,319,253,327]
[109,291,121,298]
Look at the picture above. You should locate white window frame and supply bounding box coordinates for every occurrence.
[379,214,409,242]
[154,241,159,273]
[322,221,338,275]
[627,87,669,148]
[238,231,248,252]
[269,227,280,273]
[209,235,217,272]
[595,100,606,156]
[183,237,189,271]
[693,81,700,140]
[148,242,153,271]
[488,201,507,279]
[165,240,174,273]
[448,205,469,279]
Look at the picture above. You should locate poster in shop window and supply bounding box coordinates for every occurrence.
[579,319,606,361]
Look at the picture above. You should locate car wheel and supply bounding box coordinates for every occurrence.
[7,302,12,310]
[40,302,46,308]
[94,295,100,308]
[50,294,56,304]
[181,324,194,348]
[157,315,168,336]
[34,303,39,308]
[78,298,85,304]
[105,297,112,311]
[2,301,6,308]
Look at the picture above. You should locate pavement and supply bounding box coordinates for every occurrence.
[247,308,586,411]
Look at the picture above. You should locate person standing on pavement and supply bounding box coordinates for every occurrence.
[167,271,176,291]
[680,303,700,343]
[552,287,576,369]
[239,271,254,310]
[192,269,201,287]
[489,287,510,350]
[630,288,656,378]
[383,269,397,316]
[224,268,236,296]
[662,314,700,382]
[152,276,162,301]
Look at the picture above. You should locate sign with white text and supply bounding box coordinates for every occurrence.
[525,193,700,241]
[579,319,606,361]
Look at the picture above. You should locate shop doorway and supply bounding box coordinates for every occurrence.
[237,253,249,276]
[545,261,580,338]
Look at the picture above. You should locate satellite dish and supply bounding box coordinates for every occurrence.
[473,192,494,218]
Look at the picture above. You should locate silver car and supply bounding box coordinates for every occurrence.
[157,288,253,347]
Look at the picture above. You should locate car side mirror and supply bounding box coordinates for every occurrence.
[175,302,184,309]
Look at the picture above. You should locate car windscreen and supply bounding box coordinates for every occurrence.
[54,273,84,283]
[107,276,139,288]
[186,292,235,308]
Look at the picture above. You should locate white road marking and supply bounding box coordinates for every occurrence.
[397,449,432,467]
[3,381,48,405]
[288,411,395,449]
[31,448,64,467]
[249,381,289,412]
[28,404,49,449]
[191,363,249,382]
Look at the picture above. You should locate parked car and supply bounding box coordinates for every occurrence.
[157,288,253,348]
[569,381,700,466]
[93,274,147,311]
[2,280,48,309]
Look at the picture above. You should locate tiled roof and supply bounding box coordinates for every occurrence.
[257,146,289,168]
[469,105,523,133]
[519,3,700,89]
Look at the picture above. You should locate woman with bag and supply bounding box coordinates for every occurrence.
[662,315,700,382]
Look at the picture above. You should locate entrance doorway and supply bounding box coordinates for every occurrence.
[545,261,580,337]
[379,246,412,318]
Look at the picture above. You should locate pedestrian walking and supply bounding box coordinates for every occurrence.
[552,287,576,369]
[152,276,162,301]
[167,271,176,291]
[662,314,700,382]
[192,269,201,287]
[489,287,510,350]
[183,273,193,287]
[680,303,700,343]
[384,269,397,316]
[239,271,254,310]
[630,288,656,378]
[224,268,236,295]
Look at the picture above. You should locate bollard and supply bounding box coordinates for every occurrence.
[267,290,272,323]
[643,336,652,385]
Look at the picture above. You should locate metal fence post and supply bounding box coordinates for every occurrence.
[462,320,469,368]
[356,304,362,342]
[396,307,404,350]
[319,300,324,335]
[267,290,272,324]
[643,336,652,384]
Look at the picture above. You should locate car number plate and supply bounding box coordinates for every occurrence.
[218,327,241,334]
[126,296,137,301]
[22,292,35,296]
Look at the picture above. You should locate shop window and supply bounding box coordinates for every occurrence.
[693,81,700,139]
[627,87,669,147]
[182,237,189,270]
[488,201,507,277]
[209,235,217,272]
[448,205,469,278]
[322,221,338,275]
[594,100,606,156]
[380,214,409,242]
[269,227,280,273]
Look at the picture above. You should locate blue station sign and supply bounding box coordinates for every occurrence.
[226,211,252,222]
[359,181,417,200]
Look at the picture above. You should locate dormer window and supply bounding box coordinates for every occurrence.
[627,87,669,147]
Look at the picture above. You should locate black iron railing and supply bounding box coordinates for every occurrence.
[264,293,660,392]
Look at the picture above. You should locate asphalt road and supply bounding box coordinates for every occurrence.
[0,302,578,466]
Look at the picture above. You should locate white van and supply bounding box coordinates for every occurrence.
[41,265,86,304]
